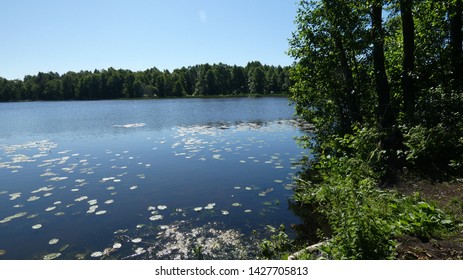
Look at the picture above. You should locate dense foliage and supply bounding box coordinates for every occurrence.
[0,62,291,101]
[284,0,463,259]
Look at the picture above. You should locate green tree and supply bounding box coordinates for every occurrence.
[195,64,217,96]
[248,66,265,94]
[230,65,247,93]
[399,0,416,123]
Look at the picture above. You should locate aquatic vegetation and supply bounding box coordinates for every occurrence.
[9,192,21,200]
[149,215,163,221]
[48,238,59,245]
[43,253,61,260]
[135,247,146,254]
[32,224,42,229]
[0,249,6,256]
[90,251,103,258]
[204,203,216,210]
[87,206,98,214]
[88,199,98,205]
[48,176,68,182]
[122,221,257,260]
[0,106,306,259]
[113,123,146,128]
[0,212,28,224]
[74,196,88,202]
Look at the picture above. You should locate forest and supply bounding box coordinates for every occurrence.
[0,62,290,101]
[260,0,463,260]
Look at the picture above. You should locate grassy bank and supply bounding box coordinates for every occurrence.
[259,126,463,260]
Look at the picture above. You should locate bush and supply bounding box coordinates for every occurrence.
[402,123,463,177]
[292,125,455,259]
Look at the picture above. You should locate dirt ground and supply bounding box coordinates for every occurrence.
[393,177,463,260]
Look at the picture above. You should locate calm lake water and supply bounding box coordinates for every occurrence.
[0,97,308,260]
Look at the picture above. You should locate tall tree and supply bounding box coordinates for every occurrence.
[400,0,416,123]
[248,67,265,94]
[371,0,395,130]
[449,0,462,90]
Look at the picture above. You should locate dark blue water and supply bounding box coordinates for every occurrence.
[0,97,307,259]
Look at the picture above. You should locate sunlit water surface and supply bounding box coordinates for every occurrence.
[0,98,308,259]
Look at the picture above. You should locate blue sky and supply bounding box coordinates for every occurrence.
[0,0,298,80]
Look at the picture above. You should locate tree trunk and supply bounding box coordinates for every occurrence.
[371,0,394,130]
[449,0,462,91]
[400,0,416,123]
[372,0,402,179]
[333,34,361,128]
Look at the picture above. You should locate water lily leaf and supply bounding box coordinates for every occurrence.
[149,215,163,221]
[48,238,59,245]
[43,252,61,260]
[32,224,42,229]
[90,251,103,258]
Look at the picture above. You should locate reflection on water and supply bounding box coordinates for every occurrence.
[0,98,309,259]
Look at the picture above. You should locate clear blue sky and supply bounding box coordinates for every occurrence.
[0,0,298,80]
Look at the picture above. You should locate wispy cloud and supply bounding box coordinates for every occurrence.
[198,9,207,24]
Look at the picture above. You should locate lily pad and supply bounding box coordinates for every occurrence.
[48,238,59,245]
[90,251,103,258]
[74,196,88,202]
[112,243,122,249]
[231,203,242,207]
[9,192,21,200]
[135,247,146,254]
[32,224,42,230]
[0,212,28,224]
[204,203,216,210]
[88,199,98,205]
[157,205,167,210]
[149,215,163,221]
[43,252,61,260]
[221,210,229,215]
[193,207,203,212]
[131,238,142,243]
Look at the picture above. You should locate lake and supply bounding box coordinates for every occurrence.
[0,97,308,260]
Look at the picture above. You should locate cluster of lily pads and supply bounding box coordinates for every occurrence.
[0,119,306,259]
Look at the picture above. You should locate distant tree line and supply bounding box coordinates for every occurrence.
[0,62,291,102]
